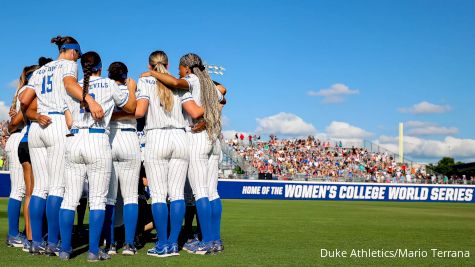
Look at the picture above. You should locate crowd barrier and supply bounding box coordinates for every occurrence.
[1,172,473,203]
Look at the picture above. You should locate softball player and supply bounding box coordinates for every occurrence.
[58,51,136,262]
[136,51,204,257]
[19,36,104,256]
[5,64,40,249]
[141,53,223,255]
[103,62,141,255]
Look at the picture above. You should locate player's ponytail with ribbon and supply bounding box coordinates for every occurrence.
[149,51,174,113]
[80,51,101,108]
[179,53,221,141]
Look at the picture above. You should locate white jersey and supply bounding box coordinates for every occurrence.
[67,76,128,132]
[109,84,137,129]
[28,59,77,114]
[136,77,190,130]
[182,74,223,126]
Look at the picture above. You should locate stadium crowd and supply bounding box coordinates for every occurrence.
[225,135,474,184]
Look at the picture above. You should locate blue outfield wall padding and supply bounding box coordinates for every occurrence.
[0,172,11,198]
[1,172,473,203]
[217,179,475,203]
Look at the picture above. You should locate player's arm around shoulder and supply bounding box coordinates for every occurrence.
[111,78,135,113]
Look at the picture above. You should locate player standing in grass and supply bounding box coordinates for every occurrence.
[58,51,136,262]
[19,36,103,256]
[103,62,141,256]
[142,53,224,255]
[5,63,40,250]
[136,51,204,257]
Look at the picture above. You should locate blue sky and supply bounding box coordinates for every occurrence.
[1,0,474,162]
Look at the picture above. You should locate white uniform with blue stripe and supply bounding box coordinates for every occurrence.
[27,60,75,199]
[182,74,222,201]
[61,76,128,211]
[137,77,190,204]
[106,84,141,206]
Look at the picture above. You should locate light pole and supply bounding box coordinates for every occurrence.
[205,63,226,76]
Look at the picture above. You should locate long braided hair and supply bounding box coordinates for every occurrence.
[179,53,221,141]
[80,51,101,108]
[149,51,174,113]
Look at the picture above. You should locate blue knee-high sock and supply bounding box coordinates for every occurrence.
[46,196,63,245]
[89,210,105,254]
[210,198,222,241]
[123,204,138,245]
[29,196,46,243]
[102,205,115,245]
[7,198,22,237]
[195,197,212,242]
[168,200,185,245]
[151,203,168,247]
[59,209,75,253]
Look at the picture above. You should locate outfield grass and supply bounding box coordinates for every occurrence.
[0,199,474,266]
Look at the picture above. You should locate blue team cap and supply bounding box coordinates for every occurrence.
[92,62,102,72]
[121,73,127,79]
[61,43,82,56]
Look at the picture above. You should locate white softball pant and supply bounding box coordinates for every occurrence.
[28,114,68,199]
[187,131,221,201]
[61,130,112,211]
[106,128,141,205]
[5,132,25,201]
[144,129,189,204]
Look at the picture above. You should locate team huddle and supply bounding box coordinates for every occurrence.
[4,35,226,262]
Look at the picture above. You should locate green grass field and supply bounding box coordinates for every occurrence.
[0,199,474,266]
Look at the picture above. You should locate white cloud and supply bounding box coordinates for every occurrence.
[221,115,230,128]
[256,112,317,136]
[405,120,458,136]
[325,121,372,139]
[7,79,19,89]
[0,101,10,121]
[308,83,359,103]
[398,101,451,114]
[374,135,475,160]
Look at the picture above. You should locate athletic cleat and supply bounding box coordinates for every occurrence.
[59,251,71,261]
[45,243,60,256]
[29,241,47,255]
[183,235,200,253]
[22,239,31,252]
[147,243,169,258]
[212,240,224,253]
[6,235,24,248]
[106,242,117,255]
[122,243,137,256]
[168,243,179,256]
[193,241,214,255]
[87,249,111,262]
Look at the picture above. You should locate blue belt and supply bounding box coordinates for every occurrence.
[70,128,106,134]
[47,112,64,115]
[120,128,136,132]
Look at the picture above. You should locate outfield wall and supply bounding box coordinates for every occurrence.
[2,172,474,203]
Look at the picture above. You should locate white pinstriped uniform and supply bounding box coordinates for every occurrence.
[27,60,75,199]
[5,86,29,201]
[106,84,141,206]
[137,77,191,204]
[183,74,222,201]
[61,76,128,211]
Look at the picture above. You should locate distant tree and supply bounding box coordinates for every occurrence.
[431,157,463,176]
